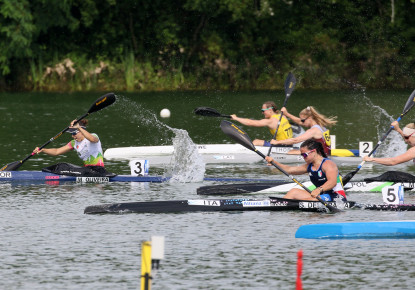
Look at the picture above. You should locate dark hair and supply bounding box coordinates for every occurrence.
[78,119,88,127]
[263,101,278,113]
[300,139,327,158]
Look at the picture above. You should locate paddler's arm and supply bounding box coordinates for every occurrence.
[281,107,302,125]
[270,127,320,146]
[77,127,99,143]
[363,147,415,166]
[70,119,98,143]
[230,114,272,128]
[310,160,338,198]
[33,144,72,156]
[265,156,308,174]
[391,121,404,138]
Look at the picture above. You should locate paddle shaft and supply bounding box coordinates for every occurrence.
[0,93,116,171]
[255,149,340,212]
[220,119,340,213]
[342,89,415,185]
[266,72,296,156]
[29,113,89,158]
[266,98,288,156]
[343,112,410,185]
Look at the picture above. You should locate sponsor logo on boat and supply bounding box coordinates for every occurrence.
[76,177,110,183]
[0,171,12,178]
[213,155,235,160]
[45,176,59,179]
[197,145,207,150]
[188,200,221,206]
[274,147,291,153]
[271,201,289,207]
[242,200,271,207]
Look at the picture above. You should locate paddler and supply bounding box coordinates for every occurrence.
[265,139,347,202]
[363,121,415,165]
[270,106,337,155]
[33,119,114,177]
[231,101,293,146]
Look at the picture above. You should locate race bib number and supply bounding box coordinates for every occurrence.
[359,141,373,157]
[129,159,149,176]
[382,185,404,204]
[323,130,331,146]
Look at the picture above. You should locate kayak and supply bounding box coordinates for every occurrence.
[197,171,415,194]
[84,196,356,214]
[104,144,360,165]
[295,221,415,239]
[0,170,284,185]
[84,195,415,214]
[0,170,168,184]
[198,181,415,195]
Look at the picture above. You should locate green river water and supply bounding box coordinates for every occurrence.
[1,90,415,289]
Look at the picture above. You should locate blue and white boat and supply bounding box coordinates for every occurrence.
[0,170,283,185]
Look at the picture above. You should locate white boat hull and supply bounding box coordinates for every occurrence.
[250,181,415,193]
[104,144,361,165]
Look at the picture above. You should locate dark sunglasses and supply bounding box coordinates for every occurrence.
[301,149,315,159]
[71,130,79,136]
[261,107,273,112]
[404,132,415,140]
[301,117,309,123]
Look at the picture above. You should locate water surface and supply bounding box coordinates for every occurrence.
[1,90,415,289]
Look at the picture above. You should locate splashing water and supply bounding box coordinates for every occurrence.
[165,129,205,183]
[113,96,205,182]
[351,87,407,157]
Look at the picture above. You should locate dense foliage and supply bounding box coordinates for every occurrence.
[1,0,415,91]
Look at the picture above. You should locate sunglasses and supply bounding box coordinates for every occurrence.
[301,149,315,159]
[301,117,309,123]
[261,107,273,112]
[404,131,415,140]
[71,130,79,136]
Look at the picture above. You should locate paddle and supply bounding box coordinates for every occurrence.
[193,107,231,118]
[266,72,297,157]
[220,120,341,213]
[342,89,415,185]
[0,93,117,171]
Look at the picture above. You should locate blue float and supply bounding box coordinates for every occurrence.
[295,221,415,239]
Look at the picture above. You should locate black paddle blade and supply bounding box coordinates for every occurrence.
[342,170,358,186]
[0,161,22,171]
[402,89,415,115]
[88,93,116,114]
[317,197,342,213]
[284,72,297,97]
[194,107,222,117]
[220,120,255,151]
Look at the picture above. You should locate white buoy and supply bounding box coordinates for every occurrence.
[160,108,171,118]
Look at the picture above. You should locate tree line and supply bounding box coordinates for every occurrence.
[1,0,415,92]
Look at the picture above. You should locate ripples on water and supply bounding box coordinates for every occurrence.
[2,91,415,289]
[2,172,415,289]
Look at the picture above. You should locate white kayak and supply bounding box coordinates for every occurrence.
[104,144,360,165]
[196,171,415,194]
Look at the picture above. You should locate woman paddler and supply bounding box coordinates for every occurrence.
[33,119,114,177]
[230,101,293,146]
[363,121,415,165]
[265,139,347,202]
[270,106,336,155]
